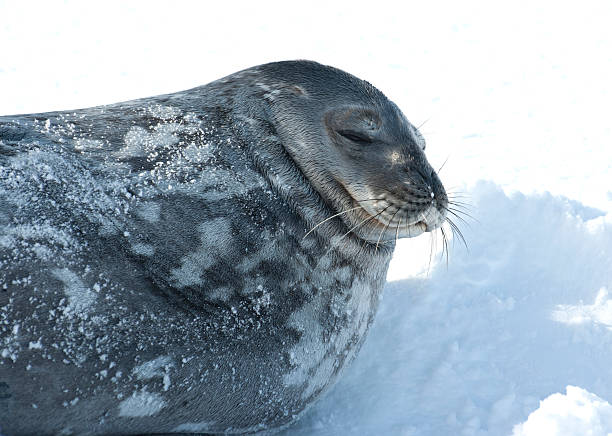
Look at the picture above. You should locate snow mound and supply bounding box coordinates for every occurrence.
[512,386,612,436]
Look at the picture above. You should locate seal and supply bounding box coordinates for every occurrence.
[0,60,447,435]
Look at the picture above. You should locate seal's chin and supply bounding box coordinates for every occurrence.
[399,220,428,238]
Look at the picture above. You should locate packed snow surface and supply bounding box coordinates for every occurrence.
[2,1,611,434]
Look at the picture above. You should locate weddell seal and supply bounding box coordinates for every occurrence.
[0,60,448,435]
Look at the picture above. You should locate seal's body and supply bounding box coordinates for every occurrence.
[0,61,447,435]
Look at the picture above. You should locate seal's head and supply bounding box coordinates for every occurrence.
[259,61,447,243]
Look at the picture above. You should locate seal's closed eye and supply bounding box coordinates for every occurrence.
[337,129,374,145]
[324,107,381,147]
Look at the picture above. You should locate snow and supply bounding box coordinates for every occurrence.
[118,390,166,417]
[2,1,612,434]
[512,386,612,436]
[132,356,174,392]
[173,421,215,433]
[51,268,97,314]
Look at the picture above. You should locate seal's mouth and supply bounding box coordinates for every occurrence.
[351,199,446,242]
[321,175,447,244]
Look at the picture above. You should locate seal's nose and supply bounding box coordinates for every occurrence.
[413,164,434,189]
[414,164,446,204]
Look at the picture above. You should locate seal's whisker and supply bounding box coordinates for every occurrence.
[416,117,430,130]
[440,226,449,268]
[375,207,401,251]
[375,222,390,251]
[447,197,470,204]
[437,155,450,174]
[353,197,388,202]
[303,206,365,239]
[446,217,468,251]
[330,205,392,253]
[445,191,469,198]
[447,200,471,208]
[447,204,475,216]
[445,186,467,193]
[427,227,435,276]
[438,227,444,269]
[447,205,473,215]
[443,206,472,227]
[448,205,473,219]
[303,198,389,239]
[394,216,402,245]
[446,211,471,230]
[446,196,471,203]
[446,202,474,215]
[446,203,474,215]
[447,206,479,224]
[339,208,389,259]
[446,198,473,208]
[441,202,472,251]
[354,230,372,260]
[347,200,396,259]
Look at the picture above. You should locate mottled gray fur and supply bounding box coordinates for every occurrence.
[0,61,446,435]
